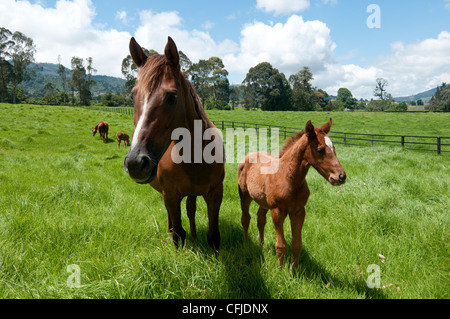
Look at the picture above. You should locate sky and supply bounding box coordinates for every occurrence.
[1,0,450,99]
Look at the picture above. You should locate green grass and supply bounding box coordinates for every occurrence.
[0,103,448,299]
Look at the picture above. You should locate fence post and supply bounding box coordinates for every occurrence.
[232,121,234,130]
[401,136,405,148]
[344,133,347,145]
[437,137,441,155]
[284,127,287,139]
[371,135,374,147]
[222,120,224,130]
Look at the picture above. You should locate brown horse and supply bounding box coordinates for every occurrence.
[116,132,130,149]
[92,121,109,143]
[238,118,346,269]
[123,36,224,251]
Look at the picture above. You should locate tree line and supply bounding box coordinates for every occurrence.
[1,27,97,106]
[1,27,448,111]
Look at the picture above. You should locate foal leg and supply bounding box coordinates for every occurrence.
[238,186,252,242]
[203,183,222,252]
[289,207,306,269]
[271,208,288,266]
[186,195,197,242]
[257,207,268,244]
[163,192,186,248]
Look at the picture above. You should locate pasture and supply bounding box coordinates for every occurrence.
[0,103,448,299]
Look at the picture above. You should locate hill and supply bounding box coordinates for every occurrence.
[21,62,126,98]
[394,87,437,103]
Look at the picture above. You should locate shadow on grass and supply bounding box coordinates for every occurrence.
[189,219,272,299]
[294,249,388,299]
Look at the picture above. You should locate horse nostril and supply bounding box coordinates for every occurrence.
[339,173,346,182]
[140,154,151,172]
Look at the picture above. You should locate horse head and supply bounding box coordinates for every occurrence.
[124,36,189,184]
[304,118,346,186]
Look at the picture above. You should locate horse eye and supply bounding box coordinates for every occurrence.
[165,91,178,105]
[317,148,324,154]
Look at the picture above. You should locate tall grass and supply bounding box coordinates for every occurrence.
[0,103,448,299]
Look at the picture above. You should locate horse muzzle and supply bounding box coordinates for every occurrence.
[329,171,347,186]
[124,147,158,184]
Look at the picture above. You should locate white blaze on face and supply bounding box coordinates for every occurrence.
[324,136,334,151]
[131,95,150,149]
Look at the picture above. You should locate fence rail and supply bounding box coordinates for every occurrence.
[211,120,450,155]
[84,106,449,155]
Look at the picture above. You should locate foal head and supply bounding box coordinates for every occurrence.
[92,126,97,136]
[304,118,346,186]
[124,36,190,184]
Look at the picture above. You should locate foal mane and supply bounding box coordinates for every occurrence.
[278,130,305,158]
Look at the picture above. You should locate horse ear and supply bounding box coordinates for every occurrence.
[165,36,180,70]
[129,37,148,68]
[320,118,332,134]
[305,120,316,141]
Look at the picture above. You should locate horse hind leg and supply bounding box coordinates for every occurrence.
[186,195,197,242]
[238,185,252,242]
[257,207,268,244]
[271,208,288,266]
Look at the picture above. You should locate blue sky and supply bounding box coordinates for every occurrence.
[1,0,450,98]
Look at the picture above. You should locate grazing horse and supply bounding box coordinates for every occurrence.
[238,118,346,269]
[123,36,224,251]
[93,121,109,143]
[116,132,130,149]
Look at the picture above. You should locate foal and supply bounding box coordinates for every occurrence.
[92,121,109,143]
[238,118,346,269]
[116,132,130,149]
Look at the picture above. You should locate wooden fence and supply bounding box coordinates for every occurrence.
[84,106,449,155]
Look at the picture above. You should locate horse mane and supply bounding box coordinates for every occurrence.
[278,130,305,158]
[133,54,167,97]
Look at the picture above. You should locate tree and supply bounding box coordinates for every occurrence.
[9,31,36,104]
[57,55,68,104]
[243,62,291,111]
[121,47,157,92]
[289,67,314,111]
[0,28,13,102]
[336,88,356,110]
[70,56,96,106]
[179,51,192,74]
[428,83,450,112]
[189,57,230,109]
[374,78,388,101]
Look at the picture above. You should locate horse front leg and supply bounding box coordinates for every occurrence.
[238,185,252,242]
[186,195,197,242]
[163,192,185,248]
[257,207,268,244]
[271,208,288,266]
[289,207,306,269]
[203,182,222,252]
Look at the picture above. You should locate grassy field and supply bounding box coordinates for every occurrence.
[0,103,448,299]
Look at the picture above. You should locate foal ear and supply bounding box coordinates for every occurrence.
[129,37,148,68]
[320,118,332,134]
[305,120,317,141]
[164,36,180,70]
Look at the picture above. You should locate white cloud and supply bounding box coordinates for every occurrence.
[115,10,128,24]
[134,10,238,63]
[0,0,130,78]
[224,15,336,77]
[256,0,310,15]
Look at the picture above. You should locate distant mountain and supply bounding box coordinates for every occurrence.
[21,62,126,98]
[394,87,438,103]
